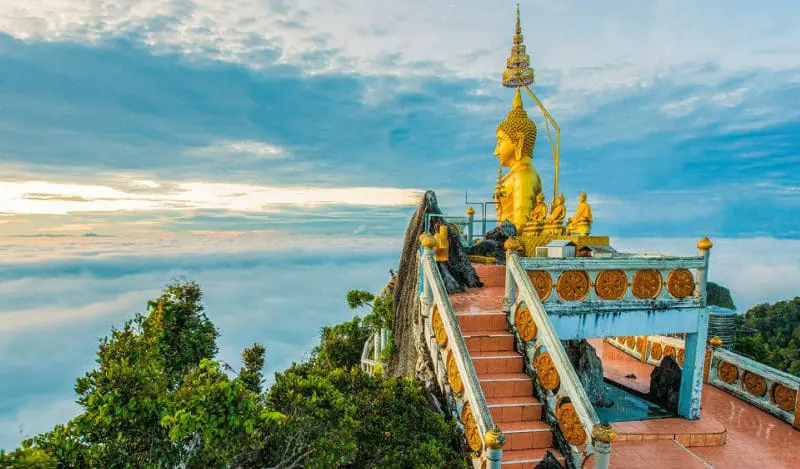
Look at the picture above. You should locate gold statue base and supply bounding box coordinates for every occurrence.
[519,234,610,257]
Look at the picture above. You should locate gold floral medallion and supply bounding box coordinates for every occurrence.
[650,342,663,361]
[555,401,587,446]
[556,270,591,301]
[667,269,695,298]
[461,402,483,453]
[533,350,560,391]
[677,349,685,366]
[717,360,738,384]
[595,270,627,300]
[527,270,553,300]
[515,304,538,343]
[632,269,663,299]
[771,384,798,413]
[431,305,447,347]
[626,336,636,349]
[636,337,647,355]
[742,371,767,397]
[664,345,676,358]
[446,349,464,395]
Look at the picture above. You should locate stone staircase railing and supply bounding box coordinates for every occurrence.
[505,239,615,469]
[360,328,390,375]
[607,334,800,430]
[418,233,505,469]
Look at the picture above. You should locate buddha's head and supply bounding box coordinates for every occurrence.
[558,193,565,205]
[495,88,538,167]
[536,193,545,203]
[579,191,587,202]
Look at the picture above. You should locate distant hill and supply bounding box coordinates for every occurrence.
[734,297,800,376]
[707,282,736,310]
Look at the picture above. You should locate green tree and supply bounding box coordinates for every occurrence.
[734,297,800,376]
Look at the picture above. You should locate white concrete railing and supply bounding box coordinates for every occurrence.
[360,328,390,375]
[506,248,614,469]
[419,237,504,468]
[708,346,800,429]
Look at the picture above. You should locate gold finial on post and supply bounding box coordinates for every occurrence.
[697,236,713,251]
[419,232,436,249]
[484,428,506,449]
[709,336,723,347]
[592,423,617,443]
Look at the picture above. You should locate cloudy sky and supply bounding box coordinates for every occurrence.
[0,0,798,450]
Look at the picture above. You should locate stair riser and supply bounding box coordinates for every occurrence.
[480,379,533,398]
[489,404,543,423]
[473,356,524,374]
[466,335,515,352]
[502,460,563,469]
[456,314,507,332]
[504,430,554,451]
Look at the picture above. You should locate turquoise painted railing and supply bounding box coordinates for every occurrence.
[418,236,504,468]
[505,246,614,469]
[424,213,499,246]
[607,335,800,430]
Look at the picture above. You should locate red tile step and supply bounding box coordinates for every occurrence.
[502,420,554,451]
[502,448,566,468]
[479,372,534,398]
[487,396,543,423]
[464,331,516,352]
[471,351,524,374]
[456,312,508,333]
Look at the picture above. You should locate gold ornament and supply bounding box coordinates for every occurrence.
[484,428,505,450]
[697,236,713,251]
[717,361,738,384]
[595,269,627,300]
[555,401,587,446]
[771,384,798,413]
[527,270,552,300]
[419,232,437,249]
[632,269,663,299]
[667,269,695,298]
[636,337,647,355]
[591,423,617,443]
[556,270,590,301]
[677,349,685,366]
[534,350,560,391]
[743,371,767,397]
[461,402,483,453]
[709,336,723,347]
[514,304,538,343]
[504,236,523,252]
[446,349,464,395]
[626,336,636,349]
[664,345,676,358]
[431,305,447,348]
[650,342,663,361]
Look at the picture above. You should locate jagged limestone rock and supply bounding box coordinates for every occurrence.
[466,221,516,265]
[707,282,736,310]
[534,450,563,469]
[563,339,614,408]
[649,355,682,413]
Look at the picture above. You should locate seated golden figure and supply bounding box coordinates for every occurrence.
[493,88,543,231]
[433,224,449,261]
[566,191,593,236]
[522,192,548,234]
[543,193,566,235]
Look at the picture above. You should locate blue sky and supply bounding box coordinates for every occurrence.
[0,0,799,450]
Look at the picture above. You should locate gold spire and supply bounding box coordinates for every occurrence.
[502,3,534,88]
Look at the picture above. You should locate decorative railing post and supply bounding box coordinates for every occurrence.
[591,423,616,469]
[419,233,435,313]
[466,207,475,246]
[503,237,521,313]
[484,428,505,469]
[696,237,713,306]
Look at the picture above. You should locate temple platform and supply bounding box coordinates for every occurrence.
[449,284,800,468]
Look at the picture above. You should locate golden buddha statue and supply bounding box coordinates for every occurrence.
[566,191,593,236]
[543,193,566,235]
[521,192,548,235]
[493,88,543,231]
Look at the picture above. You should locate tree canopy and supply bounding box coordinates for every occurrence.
[734,297,800,376]
[3,280,467,468]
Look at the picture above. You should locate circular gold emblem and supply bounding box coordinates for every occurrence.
[595,270,627,300]
[677,349,685,366]
[626,336,636,349]
[555,401,587,446]
[742,371,767,397]
[667,269,695,298]
[446,349,464,395]
[431,305,447,347]
[632,269,663,299]
[717,361,738,384]
[636,337,647,355]
[461,402,483,453]
[664,345,676,358]
[650,342,663,361]
[527,270,552,300]
[515,304,538,343]
[771,384,798,413]
[556,270,591,301]
[533,350,560,391]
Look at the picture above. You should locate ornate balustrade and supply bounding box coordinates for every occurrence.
[505,239,615,469]
[418,234,505,468]
[708,346,800,429]
[607,335,687,368]
[360,328,390,375]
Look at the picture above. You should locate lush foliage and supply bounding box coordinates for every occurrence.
[8,280,466,468]
[734,297,800,376]
[707,282,736,310]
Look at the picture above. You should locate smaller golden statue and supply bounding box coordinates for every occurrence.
[434,225,450,261]
[566,191,593,236]
[542,193,566,235]
[522,192,548,235]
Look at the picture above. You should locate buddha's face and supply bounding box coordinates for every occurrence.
[537,193,545,203]
[579,193,586,202]
[494,130,518,167]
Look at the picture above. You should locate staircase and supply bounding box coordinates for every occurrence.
[457,310,566,468]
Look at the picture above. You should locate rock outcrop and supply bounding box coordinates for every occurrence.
[563,339,614,408]
[534,451,563,469]
[465,220,516,264]
[649,355,682,413]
